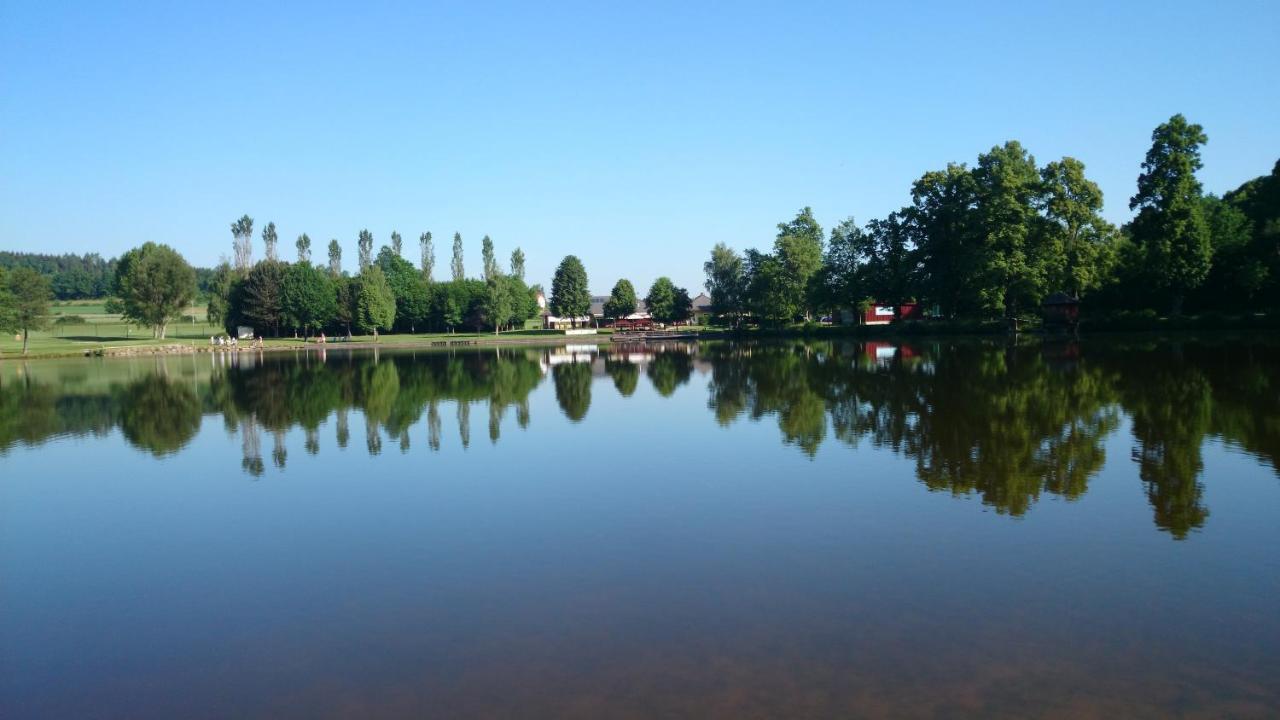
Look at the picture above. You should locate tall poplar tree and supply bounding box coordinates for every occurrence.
[420,231,434,280]
[262,221,279,262]
[357,229,374,269]
[327,239,342,276]
[451,232,465,281]
[481,235,497,280]
[231,215,254,272]
[510,247,526,281]
[296,233,312,264]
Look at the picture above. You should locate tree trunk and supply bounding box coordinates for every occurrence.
[22,329,28,355]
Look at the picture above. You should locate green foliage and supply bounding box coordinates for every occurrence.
[205,262,234,327]
[550,255,590,320]
[390,231,403,257]
[773,207,825,319]
[704,243,746,324]
[0,252,116,299]
[1128,114,1211,314]
[355,265,396,336]
[510,247,526,281]
[281,262,337,334]
[420,231,434,280]
[552,362,592,421]
[262,221,279,262]
[327,239,342,276]
[644,277,691,324]
[237,260,287,336]
[451,232,465,281]
[603,278,637,318]
[483,272,513,333]
[104,297,125,315]
[296,233,312,264]
[112,242,196,339]
[481,235,497,280]
[357,229,374,270]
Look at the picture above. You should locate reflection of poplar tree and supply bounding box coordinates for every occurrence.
[457,401,471,448]
[272,430,287,468]
[336,409,350,449]
[399,430,410,453]
[305,428,320,455]
[428,401,441,451]
[489,401,503,443]
[241,416,264,476]
[517,399,530,429]
[366,420,382,456]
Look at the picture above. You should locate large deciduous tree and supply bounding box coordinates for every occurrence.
[603,279,637,318]
[703,243,746,326]
[281,262,337,336]
[645,277,691,324]
[550,255,590,325]
[1129,114,1212,315]
[113,242,196,340]
[1040,157,1114,298]
[206,261,235,327]
[972,141,1049,317]
[2,267,52,354]
[774,207,824,320]
[355,265,396,338]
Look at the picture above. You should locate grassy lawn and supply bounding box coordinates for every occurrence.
[0,326,618,359]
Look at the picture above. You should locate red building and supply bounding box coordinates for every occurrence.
[861,302,923,325]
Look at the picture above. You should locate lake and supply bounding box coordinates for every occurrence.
[2,338,1278,718]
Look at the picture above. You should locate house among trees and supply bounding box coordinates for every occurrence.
[689,293,712,324]
[1041,292,1081,327]
[537,288,592,329]
[856,302,923,325]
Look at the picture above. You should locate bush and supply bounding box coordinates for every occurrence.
[54,314,85,325]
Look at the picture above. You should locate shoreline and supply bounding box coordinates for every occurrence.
[6,322,1280,361]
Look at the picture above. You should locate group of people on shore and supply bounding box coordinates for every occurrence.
[210,335,264,350]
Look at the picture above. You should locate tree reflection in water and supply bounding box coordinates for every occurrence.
[3,338,1278,539]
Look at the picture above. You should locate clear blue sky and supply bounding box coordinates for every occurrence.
[2,1,1277,293]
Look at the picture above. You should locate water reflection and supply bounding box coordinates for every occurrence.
[3,338,1278,540]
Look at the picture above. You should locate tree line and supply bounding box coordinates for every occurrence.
[210,220,546,338]
[0,252,117,300]
[703,115,1280,324]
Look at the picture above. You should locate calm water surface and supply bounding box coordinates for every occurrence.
[2,338,1278,718]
